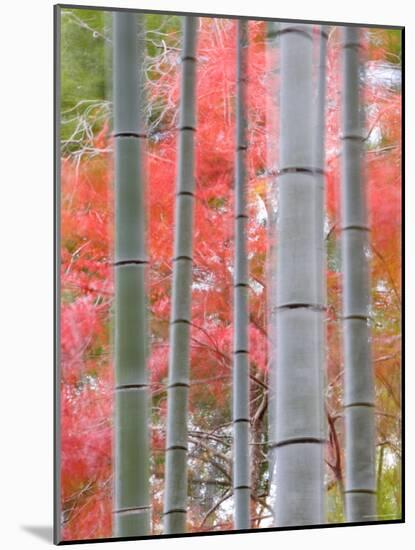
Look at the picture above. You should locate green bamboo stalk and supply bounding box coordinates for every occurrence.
[340,26,377,523]
[113,12,150,537]
[163,16,198,535]
[271,23,324,527]
[233,19,251,530]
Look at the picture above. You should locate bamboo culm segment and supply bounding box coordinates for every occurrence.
[164,16,198,535]
[313,25,329,513]
[314,26,328,333]
[341,27,376,522]
[233,19,251,530]
[265,21,280,504]
[113,13,150,537]
[272,23,324,526]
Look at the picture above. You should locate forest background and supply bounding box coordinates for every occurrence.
[59,6,401,541]
[0,2,410,550]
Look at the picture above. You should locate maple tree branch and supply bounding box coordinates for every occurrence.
[372,244,401,310]
[199,490,232,529]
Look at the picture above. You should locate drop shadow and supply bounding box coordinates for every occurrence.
[21,525,54,543]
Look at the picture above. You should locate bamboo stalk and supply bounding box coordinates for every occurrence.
[233,19,251,530]
[265,22,280,509]
[271,23,324,527]
[340,26,377,522]
[314,24,329,522]
[314,25,328,334]
[163,16,198,535]
[113,12,150,537]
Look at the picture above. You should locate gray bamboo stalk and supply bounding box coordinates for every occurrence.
[314,25,328,330]
[265,20,280,510]
[233,19,251,530]
[313,25,329,517]
[113,12,150,537]
[340,26,376,522]
[163,16,198,535]
[271,23,325,527]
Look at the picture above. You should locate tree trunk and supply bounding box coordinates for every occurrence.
[233,20,251,530]
[163,16,198,535]
[113,12,150,537]
[271,23,325,527]
[340,26,376,523]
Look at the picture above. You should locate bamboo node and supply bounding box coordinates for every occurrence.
[344,402,375,408]
[181,55,197,62]
[269,437,327,449]
[343,42,364,51]
[276,27,313,41]
[166,445,188,451]
[113,259,148,266]
[278,167,326,176]
[173,255,193,262]
[340,133,365,141]
[341,314,371,321]
[115,384,148,391]
[277,303,326,312]
[167,382,190,389]
[113,131,147,139]
[341,224,370,232]
[163,508,187,515]
[177,126,196,132]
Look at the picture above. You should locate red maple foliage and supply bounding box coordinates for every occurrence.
[60,19,401,539]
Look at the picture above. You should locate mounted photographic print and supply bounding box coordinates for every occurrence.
[54,3,403,544]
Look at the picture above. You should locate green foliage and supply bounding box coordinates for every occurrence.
[60,10,182,153]
[327,231,341,272]
[146,13,181,59]
[369,29,402,65]
[61,9,108,144]
[327,483,345,523]
[377,450,401,520]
